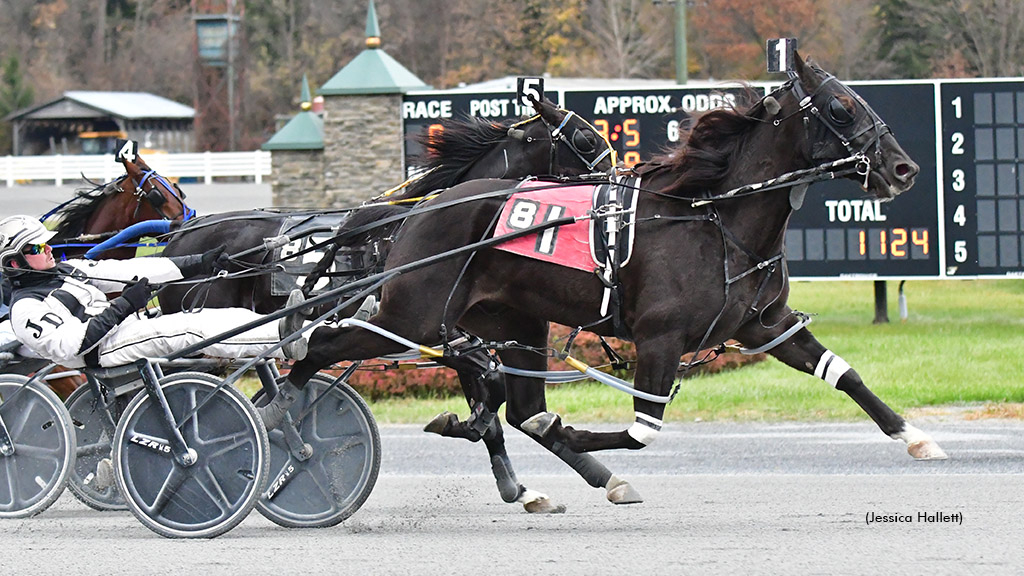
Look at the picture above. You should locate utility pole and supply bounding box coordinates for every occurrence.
[654,1,689,84]
[675,0,687,84]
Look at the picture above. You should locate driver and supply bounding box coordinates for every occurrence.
[0,215,308,369]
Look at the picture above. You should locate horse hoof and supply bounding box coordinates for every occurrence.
[908,439,948,460]
[523,497,567,514]
[605,475,643,505]
[424,411,457,435]
[521,412,559,437]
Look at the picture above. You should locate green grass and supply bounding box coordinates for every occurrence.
[362,280,1024,424]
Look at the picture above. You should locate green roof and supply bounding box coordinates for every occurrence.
[319,49,430,95]
[318,0,430,96]
[262,111,323,151]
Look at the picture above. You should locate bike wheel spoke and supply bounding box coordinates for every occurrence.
[196,467,230,516]
[146,465,188,517]
[9,443,63,460]
[75,441,111,458]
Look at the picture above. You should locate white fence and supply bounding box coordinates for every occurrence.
[0,151,272,186]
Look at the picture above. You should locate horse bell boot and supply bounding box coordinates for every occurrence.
[258,381,301,431]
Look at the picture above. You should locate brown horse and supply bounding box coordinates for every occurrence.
[49,154,192,261]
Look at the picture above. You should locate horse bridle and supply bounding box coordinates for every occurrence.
[130,170,195,222]
[773,72,893,188]
[514,110,615,174]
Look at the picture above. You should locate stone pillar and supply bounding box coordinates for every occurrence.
[270,150,325,207]
[321,94,404,208]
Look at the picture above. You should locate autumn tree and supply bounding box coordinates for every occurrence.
[689,0,834,80]
[877,0,1024,79]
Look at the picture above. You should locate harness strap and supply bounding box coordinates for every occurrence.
[726,314,812,356]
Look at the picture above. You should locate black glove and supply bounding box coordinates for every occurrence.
[120,277,152,311]
[172,245,226,278]
[213,251,232,274]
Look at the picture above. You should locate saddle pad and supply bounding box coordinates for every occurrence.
[271,213,365,296]
[491,180,597,272]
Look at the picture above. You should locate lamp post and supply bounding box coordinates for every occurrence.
[194,0,240,150]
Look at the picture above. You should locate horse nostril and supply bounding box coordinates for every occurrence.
[894,161,919,182]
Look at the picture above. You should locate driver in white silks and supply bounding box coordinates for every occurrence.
[0,215,308,369]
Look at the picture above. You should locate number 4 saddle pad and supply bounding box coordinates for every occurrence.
[491,176,640,272]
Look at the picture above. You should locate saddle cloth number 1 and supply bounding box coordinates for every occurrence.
[493,185,594,272]
[505,200,566,256]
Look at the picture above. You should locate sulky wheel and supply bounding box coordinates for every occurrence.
[112,372,269,538]
[256,372,380,528]
[0,374,76,518]
[65,383,132,511]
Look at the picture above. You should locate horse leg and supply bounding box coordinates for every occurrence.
[421,341,566,513]
[517,331,681,455]
[736,321,947,460]
[504,371,644,505]
[472,312,642,506]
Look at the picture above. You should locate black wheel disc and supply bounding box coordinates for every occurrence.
[0,376,75,518]
[256,373,380,528]
[113,372,268,538]
[65,383,132,510]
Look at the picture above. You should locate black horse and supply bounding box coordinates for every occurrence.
[157,97,612,314]
[275,52,945,513]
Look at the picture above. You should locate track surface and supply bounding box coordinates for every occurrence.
[1,420,1021,574]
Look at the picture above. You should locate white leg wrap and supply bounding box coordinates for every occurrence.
[895,423,929,445]
[516,488,547,505]
[627,412,662,445]
[814,350,851,388]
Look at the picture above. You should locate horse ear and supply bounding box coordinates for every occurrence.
[793,50,821,92]
[535,97,562,125]
[119,156,135,173]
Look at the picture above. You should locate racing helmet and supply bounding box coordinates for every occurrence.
[0,215,56,276]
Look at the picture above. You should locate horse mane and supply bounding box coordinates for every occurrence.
[336,204,411,247]
[652,87,764,197]
[402,116,516,198]
[51,181,120,239]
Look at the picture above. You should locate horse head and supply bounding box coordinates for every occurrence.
[510,96,615,175]
[120,154,193,221]
[781,51,919,199]
[398,101,614,202]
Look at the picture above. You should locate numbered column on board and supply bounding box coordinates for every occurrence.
[941,80,1024,277]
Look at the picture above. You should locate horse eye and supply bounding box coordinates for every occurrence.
[572,129,596,153]
[828,97,855,125]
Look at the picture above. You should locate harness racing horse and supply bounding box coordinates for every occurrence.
[154,98,617,513]
[48,153,192,261]
[156,97,612,315]
[279,52,946,514]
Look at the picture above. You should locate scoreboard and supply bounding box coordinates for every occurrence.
[403,77,1024,280]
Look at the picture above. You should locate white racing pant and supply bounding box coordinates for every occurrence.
[96,308,286,367]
